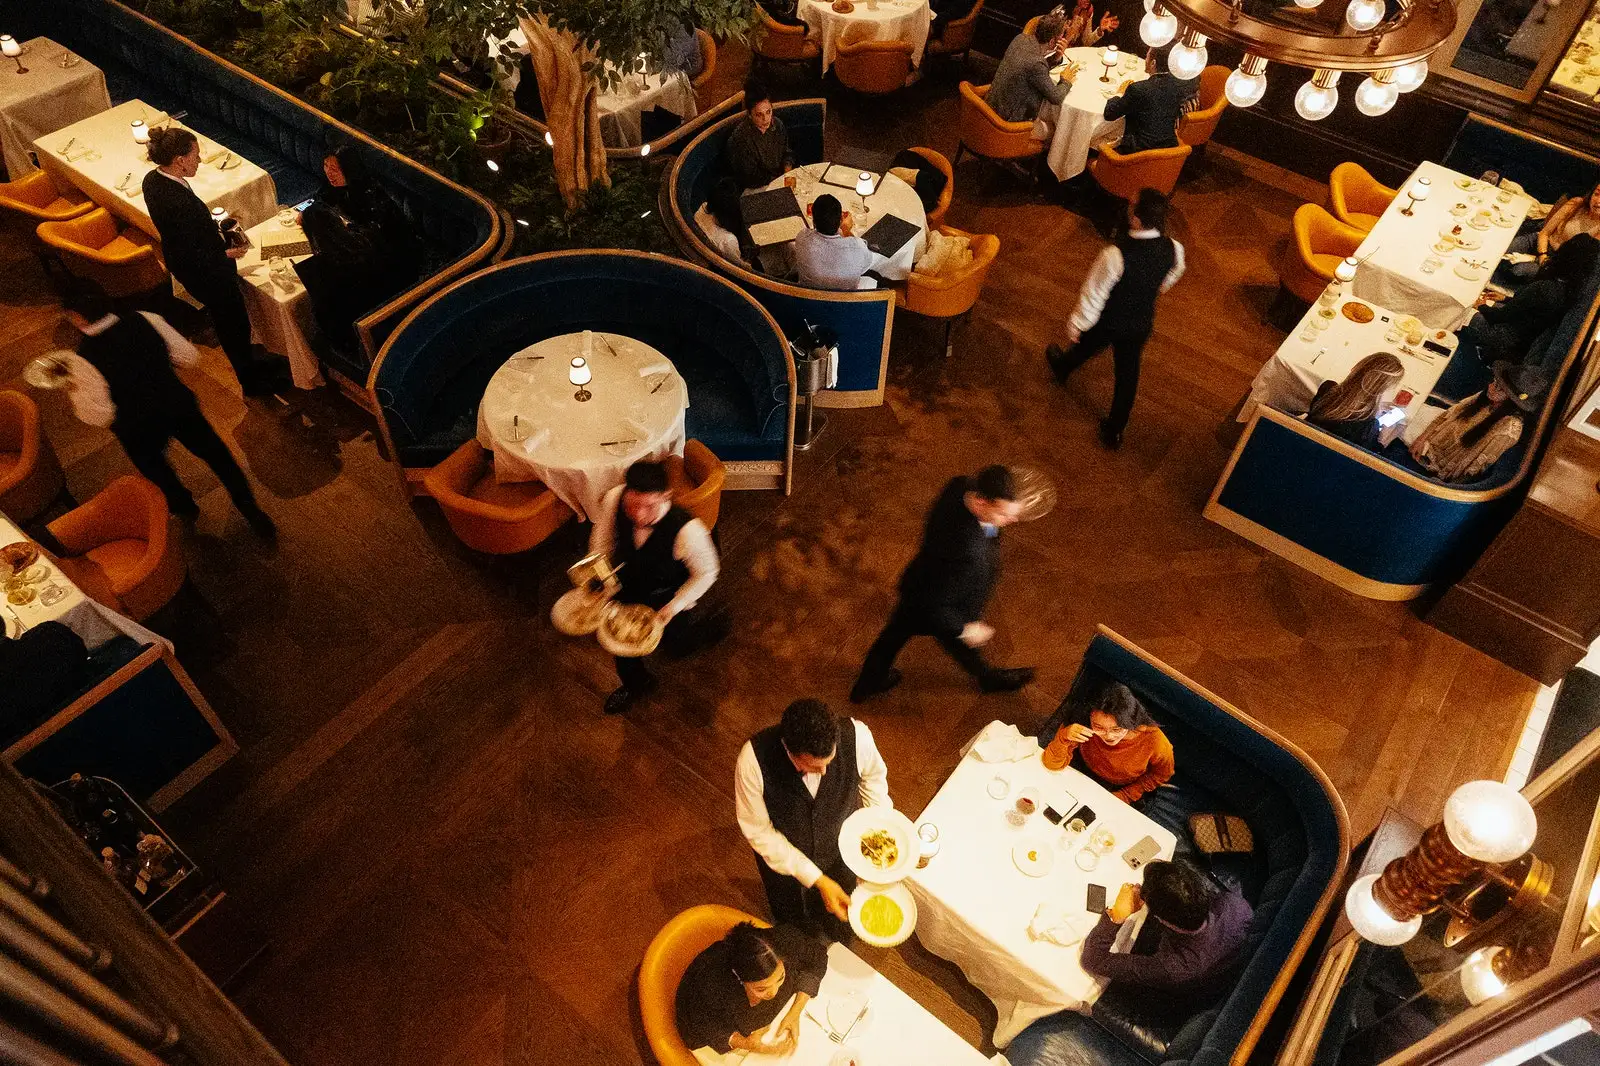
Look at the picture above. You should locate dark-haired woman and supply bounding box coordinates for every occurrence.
[140,127,281,396]
[1467,233,1599,366]
[1046,681,1174,803]
[1410,361,1548,483]
[675,922,826,1056]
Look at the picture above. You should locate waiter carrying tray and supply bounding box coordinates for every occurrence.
[735,699,892,940]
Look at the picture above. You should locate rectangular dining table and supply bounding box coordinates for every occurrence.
[236,213,323,389]
[907,722,1176,1047]
[33,99,278,237]
[0,37,110,179]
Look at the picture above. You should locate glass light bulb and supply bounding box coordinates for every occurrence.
[1460,947,1509,1005]
[1444,780,1537,863]
[1355,75,1399,116]
[1169,42,1207,80]
[1140,10,1178,47]
[1225,67,1267,107]
[1294,79,1339,121]
[1393,58,1428,92]
[1292,0,1324,7]
[1345,874,1422,945]
[1346,0,1386,31]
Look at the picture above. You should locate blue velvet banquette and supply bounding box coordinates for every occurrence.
[15,0,502,390]
[664,99,899,408]
[370,250,795,488]
[1011,628,1350,1066]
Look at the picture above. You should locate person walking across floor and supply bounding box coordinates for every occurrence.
[140,126,285,397]
[1046,188,1185,449]
[735,699,892,939]
[58,284,276,538]
[850,465,1035,702]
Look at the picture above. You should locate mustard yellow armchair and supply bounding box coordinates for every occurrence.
[906,146,954,231]
[955,81,1042,170]
[36,207,168,298]
[692,29,717,98]
[1089,142,1192,201]
[926,0,985,65]
[640,905,768,1066]
[834,35,914,94]
[1281,203,1367,305]
[1328,161,1397,233]
[0,170,93,223]
[753,8,820,68]
[1178,65,1230,149]
[48,476,184,622]
[665,439,726,531]
[898,226,1000,358]
[422,439,573,555]
[0,390,65,523]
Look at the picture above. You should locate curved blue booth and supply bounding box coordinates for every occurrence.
[1443,114,1600,205]
[21,0,504,392]
[370,251,796,490]
[664,99,898,408]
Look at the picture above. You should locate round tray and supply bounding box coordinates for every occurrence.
[848,880,916,947]
[1,542,40,572]
[838,806,918,883]
[551,587,609,636]
[596,601,663,657]
[1340,301,1374,324]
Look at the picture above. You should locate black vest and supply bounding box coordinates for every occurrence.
[1102,234,1176,336]
[78,314,197,432]
[751,717,860,883]
[614,501,693,609]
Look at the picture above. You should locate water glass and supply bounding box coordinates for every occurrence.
[986,774,1010,800]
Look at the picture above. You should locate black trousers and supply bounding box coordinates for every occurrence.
[855,604,992,688]
[115,407,259,516]
[612,602,726,689]
[755,855,855,941]
[1055,322,1150,433]
[177,271,255,382]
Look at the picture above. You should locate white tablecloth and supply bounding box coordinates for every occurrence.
[760,162,929,282]
[34,99,278,239]
[1244,295,1459,441]
[0,514,166,651]
[598,70,698,149]
[1351,161,1532,331]
[236,214,322,390]
[0,38,110,180]
[800,0,933,73]
[1036,47,1149,181]
[908,722,1176,1047]
[475,332,689,521]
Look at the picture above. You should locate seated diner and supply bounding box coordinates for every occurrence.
[1465,233,1599,366]
[725,80,793,190]
[987,12,1073,123]
[1410,361,1549,483]
[794,194,885,291]
[675,921,825,1055]
[1305,352,1405,450]
[1042,681,1175,804]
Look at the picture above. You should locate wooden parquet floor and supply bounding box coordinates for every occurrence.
[0,45,1534,1065]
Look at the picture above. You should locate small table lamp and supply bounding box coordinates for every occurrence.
[1101,45,1119,83]
[1,35,27,75]
[131,119,150,145]
[1401,175,1431,217]
[1334,256,1359,287]
[854,172,874,197]
[569,356,592,402]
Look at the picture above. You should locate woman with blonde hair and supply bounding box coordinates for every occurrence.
[1305,352,1404,449]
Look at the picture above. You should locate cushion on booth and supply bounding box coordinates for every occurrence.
[1443,115,1600,206]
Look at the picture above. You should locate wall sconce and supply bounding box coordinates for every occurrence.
[0,35,27,75]
[569,356,592,402]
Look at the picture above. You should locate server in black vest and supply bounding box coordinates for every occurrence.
[735,699,892,938]
[59,285,276,538]
[1046,189,1185,449]
[140,127,283,397]
[850,466,1035,703]
[588,460,723,715]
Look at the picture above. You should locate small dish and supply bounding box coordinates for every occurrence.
[1013,840,1055,877]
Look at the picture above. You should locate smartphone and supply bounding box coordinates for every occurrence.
[1377,407,1406,428]
[1122,835,1161,870]
[1422,338,1451,356]
[293,198,314,212]
[1070,805,1097,830]
[1043,805,1064,826]
[1086,883,1107,913]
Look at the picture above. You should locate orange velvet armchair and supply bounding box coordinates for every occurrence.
[692,29,717,98]
[834,35,914,94]
[1178,66,1230,149]
[36,207,168,297]
[640,905,768,1066]
[1089,142,1192,200]
[906,146,954,230]
[897,226,1001,358]
[0,390,65,523]
[925,0,985,65]
[753,8,820,67]
[0,170,94,223]
[422,440,573,555]
[1328,161,1398,232]
[665,439,726,531]
[48,476,184,622]
[1281,203,1367,305]
[955,82,1042,168]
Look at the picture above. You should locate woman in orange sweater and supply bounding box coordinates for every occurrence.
[1049,682,1174,803]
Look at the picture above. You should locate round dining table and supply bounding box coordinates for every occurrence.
[758,161,929,281]
[799,0,933,74]
[1035,46,1150,181]
[475,331,690,522]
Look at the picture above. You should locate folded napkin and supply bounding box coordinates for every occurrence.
[638,362,673,378]
[964,721,1041,763]
[1028,902,1097,947]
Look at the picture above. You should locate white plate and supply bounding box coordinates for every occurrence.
[550,587,609,636]
[1013,839,1055,877]
[1454,263,1485,281]
[596,600,663,657]
[838,806,918,883]
[848,881,916,947]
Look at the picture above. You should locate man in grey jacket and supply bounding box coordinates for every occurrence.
[986,12,1074,123]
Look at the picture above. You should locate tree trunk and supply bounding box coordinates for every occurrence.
[521,14,608,210]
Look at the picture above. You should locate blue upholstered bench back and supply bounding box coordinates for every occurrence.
[1444,115,1600,206]
[372,252,792,467]
[674,101,828,219]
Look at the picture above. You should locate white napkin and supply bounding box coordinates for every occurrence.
[512,426,550,449]
[964,721,1041,763]
[1027,902,1096,946]
[638,362,672,378]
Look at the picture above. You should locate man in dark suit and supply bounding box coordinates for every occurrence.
[0,621,90,738]
[1104,45,1195,154]
[850,466,1035,701]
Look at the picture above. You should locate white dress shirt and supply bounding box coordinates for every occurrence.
[63,312,200,428]
[587,484,719,619]
[794,228,887,291]
[1069,230,1187,333]
[734,718,892,888]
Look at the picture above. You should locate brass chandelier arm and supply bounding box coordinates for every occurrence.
[1157,0,1457,72]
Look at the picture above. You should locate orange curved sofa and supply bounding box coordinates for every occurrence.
[422,439,574,554]
[1178,65,1230,149]
[955,81,1042,166]
[665,439,726,531]
[36,207,168,297]
[834,35,914,94]
[1090,142,1192,200]
[1328,161,1398,233]
[906,146,954,231]
[1281,203,1366,305]
[898,226,1001,357]
[0,390,66,523]
[0,170,94,223]
[640,905,768,1066]
[926,0,985,65]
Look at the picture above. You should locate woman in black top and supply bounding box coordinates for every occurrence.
[1467,233,1599,366]
[674,922,826,1055]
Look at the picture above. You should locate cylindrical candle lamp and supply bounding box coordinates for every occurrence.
[1334,256,1359,284]
[1401,175,1432,216]
[210,207,229,224]
[1100,45,1119,83]
[1,35,27,74]
[855,171,874,197]
[569,356,592,402]
[130,119,149,145]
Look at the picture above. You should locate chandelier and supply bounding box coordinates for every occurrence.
[1137,0,1457,119]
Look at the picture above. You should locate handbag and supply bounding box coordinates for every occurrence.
[1188,812,1253,855]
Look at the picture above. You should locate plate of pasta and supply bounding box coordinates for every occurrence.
[838,807,918,883]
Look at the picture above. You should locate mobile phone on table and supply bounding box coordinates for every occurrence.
[1122,835,1161,870]
[1043,805,1064,825]
[293,198,314,212]
[1422,339,1451,356]
[1069,805,1097,830]
[1377,406,1406,428]
[1086,883,1107,913]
